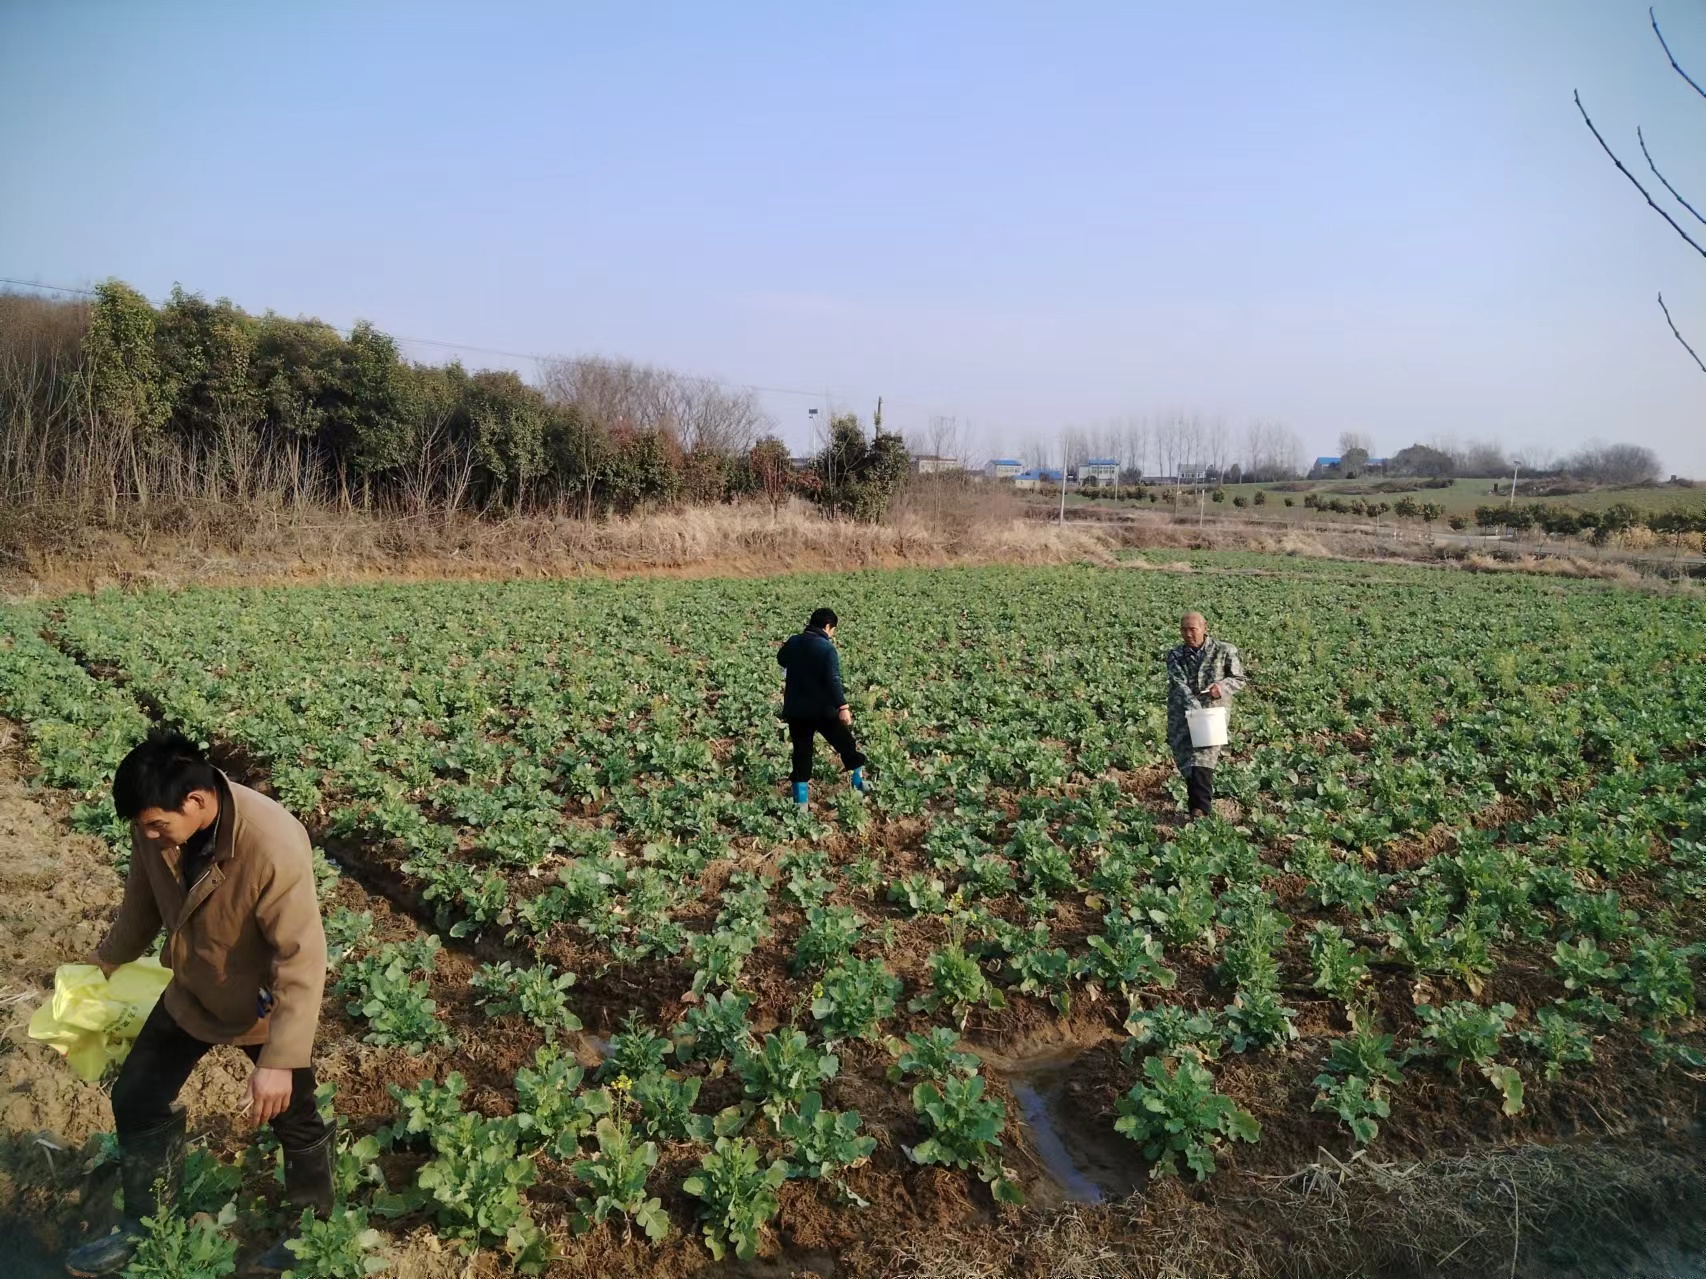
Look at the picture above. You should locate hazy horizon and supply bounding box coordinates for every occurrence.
[2,1,1702,475]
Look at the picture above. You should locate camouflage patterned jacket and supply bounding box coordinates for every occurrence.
[1165,637,1247,772]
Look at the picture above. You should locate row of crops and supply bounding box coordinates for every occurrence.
[1,558,1702,1275]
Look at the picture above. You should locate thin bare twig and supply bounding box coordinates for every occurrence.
[1510,1175,1521,1279]
[1574,91,1706,261]
[1651,6,1706,101]
[1638,127,1706,228]
[1659,293,1706,371]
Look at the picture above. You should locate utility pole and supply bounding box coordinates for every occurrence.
[1508,460,1520,510]
[1059,454,1068,524]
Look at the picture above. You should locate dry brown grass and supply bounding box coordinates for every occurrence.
[3,491,1694,598]
[894,1139,1706,1279]
[0,498,1122,595]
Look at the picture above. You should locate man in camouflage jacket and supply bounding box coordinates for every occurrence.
[1165,611,1247,818]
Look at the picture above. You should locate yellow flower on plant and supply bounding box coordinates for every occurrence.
[612,1072,632,1094]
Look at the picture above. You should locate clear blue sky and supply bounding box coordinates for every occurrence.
[3,1,1703,473]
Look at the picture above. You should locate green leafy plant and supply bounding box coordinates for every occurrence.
[631,1072,713,1143]
[1320,1012,1404,1087]
[323,908,375,968]
[570,1116,669,1243]
[1083,914,1177,998]
[777,1092,876,1203]
[1309,922,1370,1003]
[1311,1073,1390,1147]
[1621,938,1697,1023]
[1518,1005,1596,1080]
[1414,1001,1524,1116]
[689,927,756,996]
[1311,1012,1402,1145]
[889,873,950,916]
[811,957,900,1043]
[1001,924,1074,1014]
[471,961,581,1036]
[1224,987,1299,1053]
[180,1146,243,1217]
[410,1113,550,1272]
[1114,1054,1260,1180]
[515,1047,611,1156]
[280,1206,390,1277]
[1551,938,1624,993]
[907,1073,1022,1204]
[120,1208,237,1279]
[682,1137,789,1262]
[736,1030,840,1119]
[1124,1004,1225,1062]
[673,990,755,1064]
[338,942,451,1055]
[793,905,862,974]
[383,1074,466,1148]
[886,1027,983,1083]
[1132,877,1219,950]
[598,1015,673,1081]
[912,944,1004,1026]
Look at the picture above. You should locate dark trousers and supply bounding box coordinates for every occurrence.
[788,716,867,784]
[1185,767,1215,817]
[113,1001,326,1150]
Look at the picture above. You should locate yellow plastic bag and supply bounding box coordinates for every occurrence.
[27,959,172,1082]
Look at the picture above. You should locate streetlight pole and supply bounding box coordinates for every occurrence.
[1508,459,1521,510]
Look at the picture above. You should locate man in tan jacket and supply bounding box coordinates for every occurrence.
[66,729,330,1277]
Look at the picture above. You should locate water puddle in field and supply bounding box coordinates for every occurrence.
[1010,1072,1107,1203]
[988,1041,1141,1206]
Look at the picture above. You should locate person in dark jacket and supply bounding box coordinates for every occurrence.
[776,607,867,808]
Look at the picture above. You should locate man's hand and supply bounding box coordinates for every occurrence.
[245,1066,294,1126]
[837,706,853,727]
[90,956,118,979]
[1205,683,1223,701]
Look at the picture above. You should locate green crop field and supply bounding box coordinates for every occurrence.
[1,559,1702,1275]
[1075,477,1706,521]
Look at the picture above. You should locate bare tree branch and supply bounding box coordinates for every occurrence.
[1638,127,1706,228]
[1652,6,1706,102]
[1659,292,1706,372]
[1574,91,1706,260]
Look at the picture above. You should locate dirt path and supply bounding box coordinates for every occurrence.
[0,740,126,1230]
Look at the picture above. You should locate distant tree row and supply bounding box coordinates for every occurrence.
[0,282,911,522]
[1331,435,1665,484]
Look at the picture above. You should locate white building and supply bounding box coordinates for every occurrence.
[1075,458,1120,486]
[911,454,961,475]
[984,458,1024,480]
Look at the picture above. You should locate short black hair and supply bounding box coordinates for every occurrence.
[809,607,838,629]
[112,728,220,820]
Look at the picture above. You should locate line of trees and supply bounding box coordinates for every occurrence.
[0,282,911,523]
[1029,415,1308,484]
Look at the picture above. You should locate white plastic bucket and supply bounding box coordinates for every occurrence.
[1186,706,1229,748]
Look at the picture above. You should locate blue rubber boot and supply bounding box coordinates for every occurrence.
[850,768,867,794]
[792,781,809,810]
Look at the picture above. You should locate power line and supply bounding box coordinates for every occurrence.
[0,274,953,418]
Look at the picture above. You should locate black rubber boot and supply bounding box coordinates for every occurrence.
[250,1128,336,1275]
[64,1111,186,1277]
